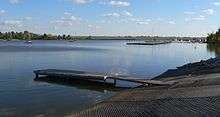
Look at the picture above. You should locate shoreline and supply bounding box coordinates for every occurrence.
[154,57,220,80]
[72,57,220,116]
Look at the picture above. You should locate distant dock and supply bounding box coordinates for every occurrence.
[126,41,171,45]
[34,69,173,86]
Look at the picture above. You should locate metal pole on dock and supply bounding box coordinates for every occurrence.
[35,73,39,78]
[114,79,117,86]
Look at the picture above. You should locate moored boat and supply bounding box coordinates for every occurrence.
[24,40,32,44]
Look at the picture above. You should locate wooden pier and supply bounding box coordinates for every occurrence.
[34,69,173,86]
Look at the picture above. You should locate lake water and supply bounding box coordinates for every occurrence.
[0,40,217,117]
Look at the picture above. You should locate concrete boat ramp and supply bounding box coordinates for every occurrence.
[72,73,220,117]
[34,69,173,86]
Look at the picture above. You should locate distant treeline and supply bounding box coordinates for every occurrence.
[0,31,149,40]
[0,31,147,40]
[207,28,220,43]
[0,30,206,41]
[0,31,92,40]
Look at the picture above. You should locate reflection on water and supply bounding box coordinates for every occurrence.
[207,44,220,56]
[0,46,109,52]
[34,76,129,93]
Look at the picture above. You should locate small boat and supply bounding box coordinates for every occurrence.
[68,40,76,42]
[24,40,32,44]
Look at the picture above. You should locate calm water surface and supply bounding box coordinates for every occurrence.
[0,40,216,116]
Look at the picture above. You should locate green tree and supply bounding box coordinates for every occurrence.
[207,28,220,43]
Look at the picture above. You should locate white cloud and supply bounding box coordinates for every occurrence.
[185,15,206,22]
[88,24,100,29]
[123,11,133,17]
[185,18,190,22]
[185,9,213,22]
[50,20,66,25]
[146,19,152,22]
[157,18,164,21]
[213,2,220,6]
[72,0,93,4]
[136,21,149,25]
[184,11,195,15]
[129,18,151,25]
[1,20,23,27]
[192,15,206,21]
[203,9,214,15]
[168,21,176,25]
[103,11,152,25]
[0,10,6,16]
[103,11,133,18]
[50,12,81,26]
[128,18,139,22]
[64,12,72,16]
[24,16,32,20]
[9,0,20,4]
[61,12,79,21]
[109,1,130,7]
[103,13,121,17]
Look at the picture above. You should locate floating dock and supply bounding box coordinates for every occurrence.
[127,41,171,45]
[34,69,173,86]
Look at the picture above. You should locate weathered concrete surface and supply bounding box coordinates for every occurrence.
[71,73,220,117]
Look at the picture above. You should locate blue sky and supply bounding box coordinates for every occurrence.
[0,0,220,36]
